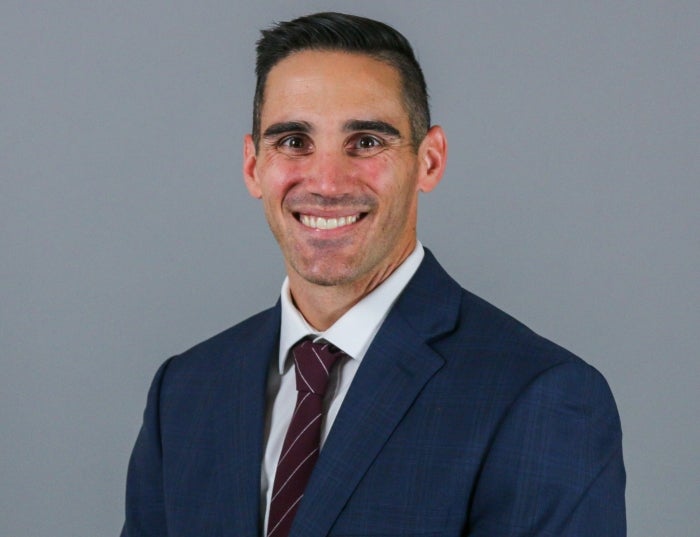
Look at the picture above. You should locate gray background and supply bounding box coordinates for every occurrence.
[2,1,698,535]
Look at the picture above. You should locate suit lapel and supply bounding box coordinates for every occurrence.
[212,306,280,537]
[289,250,462,537]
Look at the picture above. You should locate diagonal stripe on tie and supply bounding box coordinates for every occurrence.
[277,413,322,465]
[266,338,345,537]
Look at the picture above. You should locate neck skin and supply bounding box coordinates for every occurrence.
[286,239,415,331]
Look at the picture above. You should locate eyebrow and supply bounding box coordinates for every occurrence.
[261,119,403,139]
[262,121,312,138]
[344,120,401,138]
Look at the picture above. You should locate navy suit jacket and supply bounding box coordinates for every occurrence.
[122,250,625,536]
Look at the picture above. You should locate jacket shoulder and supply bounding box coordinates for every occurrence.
[434,285,620,413]
[158,303,280,385]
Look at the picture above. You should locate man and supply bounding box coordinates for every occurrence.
[122,12,625,537]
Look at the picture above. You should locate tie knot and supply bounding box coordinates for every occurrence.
[292,339,344,396]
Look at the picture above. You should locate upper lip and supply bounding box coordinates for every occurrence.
[286,194,375,218]
[294,209,365,218]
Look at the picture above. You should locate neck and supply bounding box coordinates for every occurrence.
[287,247,414,331]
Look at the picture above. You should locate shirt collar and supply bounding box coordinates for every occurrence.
[278,241,424,373]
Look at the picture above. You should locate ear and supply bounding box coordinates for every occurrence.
[417,125,447,193]
[243,134,262,199]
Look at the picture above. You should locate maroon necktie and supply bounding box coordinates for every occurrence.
[266,338,345,537]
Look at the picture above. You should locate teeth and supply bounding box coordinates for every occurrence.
[300,214,359,230]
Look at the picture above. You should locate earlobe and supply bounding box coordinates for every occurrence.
[417,125,448,193]
[243,134,262,199]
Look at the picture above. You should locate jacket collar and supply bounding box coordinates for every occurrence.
[287,248,462,537]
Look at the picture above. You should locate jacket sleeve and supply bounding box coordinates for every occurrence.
[121,358,172,537]
[467,361,626,536]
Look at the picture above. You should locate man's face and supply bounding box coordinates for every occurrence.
[244,50,444,295]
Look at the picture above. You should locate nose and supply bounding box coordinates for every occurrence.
[305,148,354,196]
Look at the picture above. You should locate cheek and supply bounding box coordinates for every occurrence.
[352,157,401,190]
[356,157,417,203]
[256,158,299,198]
[355,158,384,176]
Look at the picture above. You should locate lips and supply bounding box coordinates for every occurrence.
[298,213,362,230]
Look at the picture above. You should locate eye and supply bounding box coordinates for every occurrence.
[358,136,380,149]
[277,135,313,155]
[347,134,384,156]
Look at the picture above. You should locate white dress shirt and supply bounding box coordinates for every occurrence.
[260,242,425,532]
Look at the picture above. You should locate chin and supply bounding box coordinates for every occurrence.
[292,258,363,288]
[298,268,358,287]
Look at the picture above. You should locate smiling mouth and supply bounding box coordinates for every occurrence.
[297,213,364,230]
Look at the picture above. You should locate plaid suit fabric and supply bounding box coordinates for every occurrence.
[122,249,625,537]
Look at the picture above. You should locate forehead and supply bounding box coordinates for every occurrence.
[261,50,408,126]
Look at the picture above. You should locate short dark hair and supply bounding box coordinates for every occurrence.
[252,12,430,150]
